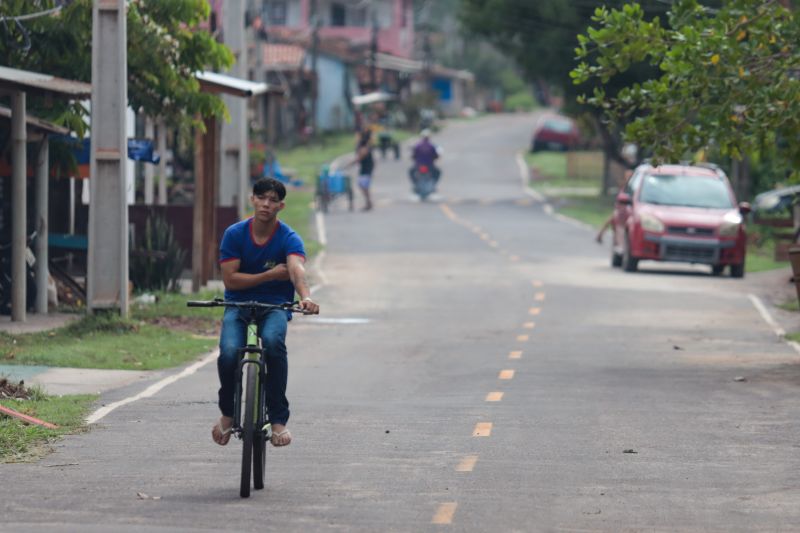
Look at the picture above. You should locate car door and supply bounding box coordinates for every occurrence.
[613,170,643,250]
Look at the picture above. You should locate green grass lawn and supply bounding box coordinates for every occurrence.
[0,391,96,462]
[526,151,603,192]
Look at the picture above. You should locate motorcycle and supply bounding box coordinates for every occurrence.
[0,231,38,315]
[410,164,437,201]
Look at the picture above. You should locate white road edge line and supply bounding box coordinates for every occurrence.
[516,152,545,202]
[745,294,800,357]
[87,350,219,425]
[747,293,785,337]
[515,151,593,231]
[748,293,800,355]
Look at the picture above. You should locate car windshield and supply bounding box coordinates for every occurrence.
[639,174,734,209]
[542,119,573,133]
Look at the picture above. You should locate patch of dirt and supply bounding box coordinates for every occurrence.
[0,377,31,400]
[148,316,219,337]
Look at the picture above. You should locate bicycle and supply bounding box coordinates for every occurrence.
[186,298,308,498]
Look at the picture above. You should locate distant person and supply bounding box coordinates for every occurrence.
[596,169,634,244]
[410,129,441,185]
[347,127,375,211]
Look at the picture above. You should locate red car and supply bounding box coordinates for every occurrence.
[611,163,750,277]
[531,115,581,152]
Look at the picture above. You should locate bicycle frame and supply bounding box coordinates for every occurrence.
[232,313,271,441]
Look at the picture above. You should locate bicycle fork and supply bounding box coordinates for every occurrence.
[233,345,272,441]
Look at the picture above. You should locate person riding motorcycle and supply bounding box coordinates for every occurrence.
[409,129,441,187]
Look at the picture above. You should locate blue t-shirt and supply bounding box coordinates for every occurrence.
[218,218,305,305]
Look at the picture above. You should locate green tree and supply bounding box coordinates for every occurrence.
[459,0,679,166]
[0,0,233,135]
[572,0,800,184]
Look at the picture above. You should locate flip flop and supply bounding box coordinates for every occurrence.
[212,421,233,446]
[270,428,292,447]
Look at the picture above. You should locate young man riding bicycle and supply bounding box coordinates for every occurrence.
[212,178,319,447]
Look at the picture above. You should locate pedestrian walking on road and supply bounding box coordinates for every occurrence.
[350,127,375,211]
[211,178,319,448]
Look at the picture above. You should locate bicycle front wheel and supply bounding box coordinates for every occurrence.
[240,363,257,498]
[253,377,267,490]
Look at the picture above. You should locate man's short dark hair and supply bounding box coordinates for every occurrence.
[253,178,286,200]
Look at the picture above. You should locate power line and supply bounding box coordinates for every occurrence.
[0,5,63,23]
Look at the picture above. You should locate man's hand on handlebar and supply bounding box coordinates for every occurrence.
[299,297,319,315]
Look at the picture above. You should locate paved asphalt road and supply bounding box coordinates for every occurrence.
[3,113,800,532]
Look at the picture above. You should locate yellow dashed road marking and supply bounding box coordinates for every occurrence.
[529,307,541,315]
[532,280,543,287]
[473,422,493,436]
[486,391,504,402]
[510,255,520,262]
[534,292,546,301]
[439,204,458,222]
[432,502,458,524]
[516,334,529,342]
[489,240,499,247]
[523,322,535,329]
[509,350,522,359]
[456,455,479,472]
[499,369,515,380]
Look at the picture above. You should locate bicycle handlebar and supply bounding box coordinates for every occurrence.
[186,298,309,314]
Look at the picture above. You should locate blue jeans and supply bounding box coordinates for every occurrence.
[218,307,290,425]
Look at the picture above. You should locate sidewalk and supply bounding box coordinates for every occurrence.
[0,312,157,396]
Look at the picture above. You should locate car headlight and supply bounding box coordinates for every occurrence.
[640,213,665,233]
[720,211,743,237]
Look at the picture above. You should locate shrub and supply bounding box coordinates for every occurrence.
[130,215,187,293]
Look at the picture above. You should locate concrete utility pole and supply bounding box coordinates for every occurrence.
[143,116,154,204]
[10,90,25,322]
[219,1,248,219]
[88,0,129,317]
[157,117,167,205]
[35,138,49,315]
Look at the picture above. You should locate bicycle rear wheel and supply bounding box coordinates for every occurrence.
[240,363,257,498]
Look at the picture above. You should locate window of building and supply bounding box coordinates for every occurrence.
[268,0,286,25]
[331,3,346,26]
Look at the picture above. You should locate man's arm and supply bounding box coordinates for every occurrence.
[220,259,289,291]
[287,254,319,314]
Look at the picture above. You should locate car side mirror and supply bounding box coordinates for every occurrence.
[616,192,632,206]
[739,201,752,215]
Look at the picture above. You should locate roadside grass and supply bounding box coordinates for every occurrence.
[779,298,799,312]
[0,390,96,462]
[0,293,225,370]
[525,150,603,191]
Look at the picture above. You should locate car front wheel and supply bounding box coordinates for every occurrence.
[730,263,745,278]
[622,234,638,272]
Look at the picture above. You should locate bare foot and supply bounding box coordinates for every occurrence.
[270,423,292,447]
[211,416,234,446]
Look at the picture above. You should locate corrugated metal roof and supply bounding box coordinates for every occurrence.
[0,106,69,134]
[196,71,281,97]
[0,65,91,98]
[262,44,306,70]
[375,53,422,73]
